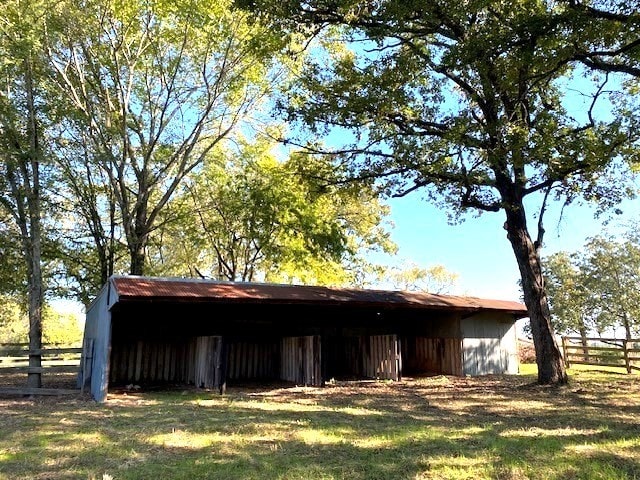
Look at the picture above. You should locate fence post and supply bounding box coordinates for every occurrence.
[623,339,631,374]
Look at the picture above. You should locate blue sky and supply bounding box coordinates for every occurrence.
[319,45,638,304]
[377,191,639,302]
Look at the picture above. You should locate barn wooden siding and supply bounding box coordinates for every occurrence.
[109,335,324,388]
[226,340,279,381]
[322,334,401,381]
[363,335,401,380]
[109,337,219,387]
[107,332,488,390]
[401,337,463,376]
[280,336,322,386]
[193,336,225,389]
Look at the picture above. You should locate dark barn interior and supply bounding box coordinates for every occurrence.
[107,300,462,388]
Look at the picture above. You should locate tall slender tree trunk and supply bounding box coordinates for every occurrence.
[579,325,589,362]
[26,245,43,388]
[24,58,44,388]
[126,186,149,276]
[130,248,146,276]
[504,204,568,385]
[6,159,44,389]
[622,312,632,341]
[129,229,148,276]
[25,59,43,388]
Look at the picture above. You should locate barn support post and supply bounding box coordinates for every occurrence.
[395,336,402,381]
[217,336,229,394]
[312,334,322,386]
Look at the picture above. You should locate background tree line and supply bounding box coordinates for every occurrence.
[0,0,451,386]
[544,224,640,342]
[1,0,639,387]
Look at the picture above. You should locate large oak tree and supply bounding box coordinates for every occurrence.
[240,0,640,384]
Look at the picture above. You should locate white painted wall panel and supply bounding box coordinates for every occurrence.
[461,313,518,375]
[82,281,114,402]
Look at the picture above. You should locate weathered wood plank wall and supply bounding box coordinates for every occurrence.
[227,340,279,380]
[280,336,322,386]
[110,336,324,388]
[110,336,225,389]
[194,336,224,389]
[322,335,400,380]
[109,333,473,389]
[401,337,463,376]
[362,335,401,380]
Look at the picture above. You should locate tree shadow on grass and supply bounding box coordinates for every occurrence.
[1,376,639,480]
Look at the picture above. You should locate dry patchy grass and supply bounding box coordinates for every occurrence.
[0,368,639,480]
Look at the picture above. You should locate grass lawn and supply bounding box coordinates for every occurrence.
[1,366,639,480]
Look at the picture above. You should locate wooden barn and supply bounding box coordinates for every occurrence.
[80,276,528,402]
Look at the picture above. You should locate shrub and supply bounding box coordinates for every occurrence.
[518,338,536,363]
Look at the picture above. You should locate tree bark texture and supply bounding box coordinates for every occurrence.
[129,245,146,277]
[504,205,568,385]
[22,59,44,388]
[579,326,590,362]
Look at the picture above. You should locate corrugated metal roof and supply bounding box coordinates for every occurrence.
[110,276,528,317]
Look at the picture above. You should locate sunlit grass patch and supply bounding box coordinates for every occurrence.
[501,426,605,438]
[520,362,638,377]
[414,453,498,480]
[518,363,538,376]
[297,429,348,445]
[149,430,228,449]
[1,370,639,480]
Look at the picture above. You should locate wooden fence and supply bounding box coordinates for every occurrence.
[561,336,640,373]
[0,343,82,374]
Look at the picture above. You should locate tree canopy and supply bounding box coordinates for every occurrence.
[238,0,640,384]
[0,0,404,357]
[47,0,291,278]
[544,227,640,340]
[148,138,396,285]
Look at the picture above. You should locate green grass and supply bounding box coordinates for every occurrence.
[521,362,633,376]
[1,368,639,480]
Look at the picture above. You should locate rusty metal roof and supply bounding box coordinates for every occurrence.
[109,276,528,317]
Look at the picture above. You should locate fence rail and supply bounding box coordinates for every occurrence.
[0,343,82,375]
[561,336,640,373]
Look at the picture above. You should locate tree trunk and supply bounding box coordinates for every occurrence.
[25,59,43,388]
[27,249,43,388]
[622,312,632,341]
[504,205,568,385]
[129,234,147,276]
[579,325,589,362]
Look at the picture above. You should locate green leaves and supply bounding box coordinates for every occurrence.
[246,0,639,217]
[44,0,292,275]
[148,137,395,285]
[544,227,640,338]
